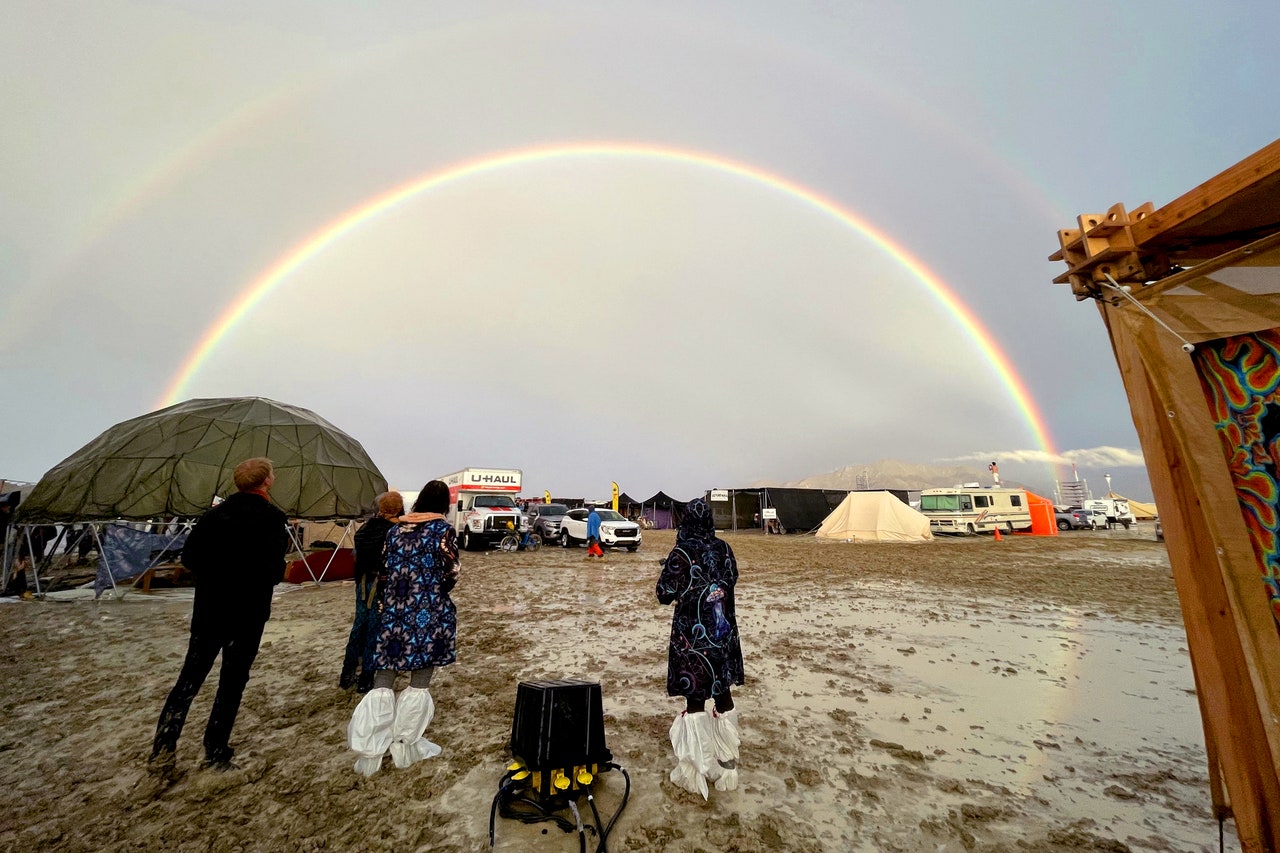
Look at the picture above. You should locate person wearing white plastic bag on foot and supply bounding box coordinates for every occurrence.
[656,498,744,799]
[348,480,459,776]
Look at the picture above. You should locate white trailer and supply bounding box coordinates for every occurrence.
[438,468,524,550]
[918,486,1033,535]
[1084,498,1136,529]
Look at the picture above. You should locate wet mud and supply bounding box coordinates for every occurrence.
[0,526,1228,852]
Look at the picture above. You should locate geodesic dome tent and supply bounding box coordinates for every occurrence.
[18,397,387,521]
[4,398,388,596]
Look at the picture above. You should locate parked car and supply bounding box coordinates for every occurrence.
[526,503,570,543]
[1155,517,1163,540]
[558,508,642,551]
[1054,507,1093,530]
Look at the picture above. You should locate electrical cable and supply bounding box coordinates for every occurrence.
[586,792,605,853]
[567,800,586,853]
[489,762,630,851]
[595,763,631,852]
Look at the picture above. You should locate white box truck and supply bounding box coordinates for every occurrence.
[438,468,524,550]
[919,486,1033,535]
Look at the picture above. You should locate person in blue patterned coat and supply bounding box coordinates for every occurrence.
[347,480,459,776]
[656,497,745,798]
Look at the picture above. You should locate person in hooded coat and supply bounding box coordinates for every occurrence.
[656,497,744,799]
[347,480,459,776]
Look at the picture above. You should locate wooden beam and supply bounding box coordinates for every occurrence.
[1133,139,1280,248]
[1103,301,1280,849]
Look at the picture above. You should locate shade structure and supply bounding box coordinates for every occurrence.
[815,491,932,542]
[18,397,388,521]
[1049,139,1280,848]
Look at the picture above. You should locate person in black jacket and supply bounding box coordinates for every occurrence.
[339,491,403,692]
[149,457,289,771]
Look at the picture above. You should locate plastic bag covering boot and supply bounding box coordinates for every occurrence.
[349,687,395,776]
[668,711,711,799]
[712,708,740,791]
[695,710,723,785]
[388,687,441,768]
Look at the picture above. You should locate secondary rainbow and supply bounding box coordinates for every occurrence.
[158,141,1059,458]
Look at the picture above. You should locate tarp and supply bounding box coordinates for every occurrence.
[816,491,933,542]
[96,522,189,598]
[17,397,388,521]
[284,548,355,584]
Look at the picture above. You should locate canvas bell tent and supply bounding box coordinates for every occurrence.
[5,397,388,595]
[1050,138,1280,848]
[815,491,932,542]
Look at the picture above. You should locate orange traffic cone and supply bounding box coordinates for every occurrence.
[993,526,1003,542]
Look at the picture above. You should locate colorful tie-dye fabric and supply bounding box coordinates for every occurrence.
[371,517,459,672]
[656,498,745,700]
[1196,329,1280,625]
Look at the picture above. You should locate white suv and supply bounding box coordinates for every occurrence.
[558,508,642,552]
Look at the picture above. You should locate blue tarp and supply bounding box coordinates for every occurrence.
[96,524,188,598]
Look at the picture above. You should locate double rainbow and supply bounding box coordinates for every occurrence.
[157,141,1057,460]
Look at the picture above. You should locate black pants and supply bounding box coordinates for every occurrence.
[686,689,734,714]
[152,620,266,763]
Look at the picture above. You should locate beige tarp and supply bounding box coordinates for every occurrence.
[815,491,933,542]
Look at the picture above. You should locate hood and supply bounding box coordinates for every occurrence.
[676,498,716,547]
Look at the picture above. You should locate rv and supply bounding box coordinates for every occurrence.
[438,468,524,550]
[1084,498,1136,529]
[918,486,1033,535]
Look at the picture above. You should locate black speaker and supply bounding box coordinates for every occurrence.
[510,679,612,772]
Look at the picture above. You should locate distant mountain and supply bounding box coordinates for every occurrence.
[751,459,1028,492]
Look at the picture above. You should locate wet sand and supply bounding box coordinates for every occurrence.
[0,526,1229,852]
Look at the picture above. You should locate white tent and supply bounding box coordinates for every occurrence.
[816,491,933,542]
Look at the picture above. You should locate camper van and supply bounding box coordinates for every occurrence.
[918,486,1033,535]
[437,468,524,550]
[1084,498,1136,529]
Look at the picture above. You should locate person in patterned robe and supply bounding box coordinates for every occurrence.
[656,497,745,798]
[346,480,459,776]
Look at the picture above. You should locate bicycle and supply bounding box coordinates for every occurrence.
[499,522,540,553]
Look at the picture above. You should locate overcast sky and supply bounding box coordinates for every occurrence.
[3,1,1277,503]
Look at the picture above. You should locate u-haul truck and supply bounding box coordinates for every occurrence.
[439,468,524,551]
[919,486,1033,535]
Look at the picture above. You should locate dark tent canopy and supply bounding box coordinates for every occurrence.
[18,397,388,521]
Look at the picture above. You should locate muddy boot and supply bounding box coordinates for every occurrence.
[712,708,740,791]
[348,687,395,776]
[388,687,442,768]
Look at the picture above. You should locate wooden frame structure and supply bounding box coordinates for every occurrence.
[1051,139,1280,850]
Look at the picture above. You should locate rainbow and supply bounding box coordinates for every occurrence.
[157,141,1059,459]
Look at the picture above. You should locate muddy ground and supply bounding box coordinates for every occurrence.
[0,526,1233,852]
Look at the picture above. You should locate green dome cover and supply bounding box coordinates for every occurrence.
[19,397,387,521]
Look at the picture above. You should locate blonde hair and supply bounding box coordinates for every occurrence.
[233,458,274,492]
[376,491,405,517]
